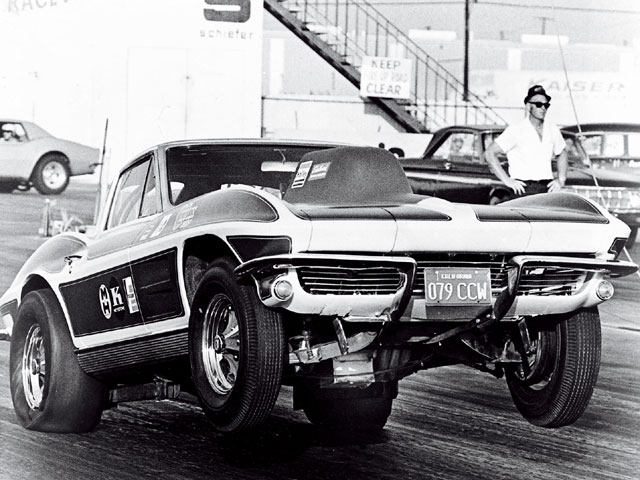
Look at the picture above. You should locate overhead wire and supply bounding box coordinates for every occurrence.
[549,0,639,275]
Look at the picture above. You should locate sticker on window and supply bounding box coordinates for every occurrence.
[308,162,330,181]
[291,161,313,189]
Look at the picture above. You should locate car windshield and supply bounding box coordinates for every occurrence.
[166,144,330,205]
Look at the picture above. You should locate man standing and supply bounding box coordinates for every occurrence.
[484,85,567,196]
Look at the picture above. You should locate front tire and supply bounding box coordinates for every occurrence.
[189,258,285,432]
[506,308,601,428]
[10,290,107,432]
[32,153,70,195]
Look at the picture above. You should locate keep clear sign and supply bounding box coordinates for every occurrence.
[360,56,412,99]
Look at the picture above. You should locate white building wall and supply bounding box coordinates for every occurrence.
[1,0,264,180]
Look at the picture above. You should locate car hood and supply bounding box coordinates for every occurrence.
[568,165,640,188]
[288,193,625,255]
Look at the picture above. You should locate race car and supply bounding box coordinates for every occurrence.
[0,140,636,434]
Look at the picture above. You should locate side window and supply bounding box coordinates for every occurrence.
[0,122,26,142]
[140,159,158,218]
[603,133,624,157]
[628,133,640,157]
[107,157,152,229]
[581,135,602,156]
[440,133,478,164]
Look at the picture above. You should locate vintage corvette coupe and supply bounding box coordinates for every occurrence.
[0,140,636,434]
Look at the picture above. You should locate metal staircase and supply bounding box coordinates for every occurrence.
[265,0,505,133]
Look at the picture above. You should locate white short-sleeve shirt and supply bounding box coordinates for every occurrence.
[495,117,566,181]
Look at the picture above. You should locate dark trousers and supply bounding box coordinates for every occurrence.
[516,179,552,196]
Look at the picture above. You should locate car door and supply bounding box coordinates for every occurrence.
[127,149,185,334]
[58,154,160,347]
[0,122,33,179]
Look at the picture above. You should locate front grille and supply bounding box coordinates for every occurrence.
[565,186,640,213]
[297,266,405,295]
[412,254,592,297]
[518,266,588,296]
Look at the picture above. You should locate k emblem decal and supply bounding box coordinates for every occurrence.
[203,0,251,23]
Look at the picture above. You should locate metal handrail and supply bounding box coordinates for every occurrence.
[277,0,505,130]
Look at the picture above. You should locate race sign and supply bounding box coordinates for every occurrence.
[360,56,412,99]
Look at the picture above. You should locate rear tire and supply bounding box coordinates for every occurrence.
[506,308,601,428]
[189,257,285,432]
[32,153,70,195]
[10,290,107,432]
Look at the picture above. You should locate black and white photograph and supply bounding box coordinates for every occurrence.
[1,1,639,479]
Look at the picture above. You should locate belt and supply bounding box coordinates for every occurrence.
[518,179,552,185]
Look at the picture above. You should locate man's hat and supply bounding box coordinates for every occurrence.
[1,124,12,132]
[524,84,551,104]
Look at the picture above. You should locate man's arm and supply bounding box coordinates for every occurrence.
[484,142,525,195]
[547,148,567,192]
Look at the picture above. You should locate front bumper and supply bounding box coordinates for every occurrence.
[236,253,637,322]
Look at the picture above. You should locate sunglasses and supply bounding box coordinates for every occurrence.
[529,101,550,109]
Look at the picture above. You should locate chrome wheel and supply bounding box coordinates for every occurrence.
[202,294,241,396]
[41,160,68,191]
[22,324,46,410]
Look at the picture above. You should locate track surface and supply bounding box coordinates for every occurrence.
[1,182,639,480]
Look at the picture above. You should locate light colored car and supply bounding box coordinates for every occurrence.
[0,140,636,435]
[0,119,99,195]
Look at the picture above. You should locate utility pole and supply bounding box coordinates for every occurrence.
[463,0,470,101]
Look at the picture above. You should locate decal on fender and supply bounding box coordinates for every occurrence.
[150,214,172,238]
[173,202,198,231]
[99,277,126,320]
[123,276,139,314]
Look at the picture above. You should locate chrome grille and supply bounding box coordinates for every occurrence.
[565,186,640,213]
[518,266,588,296]
[297,266,405,295]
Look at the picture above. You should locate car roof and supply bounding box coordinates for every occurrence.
[120,138,348,173]
[562,123,640,133]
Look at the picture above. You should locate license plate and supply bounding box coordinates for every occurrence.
[424,268,491,306]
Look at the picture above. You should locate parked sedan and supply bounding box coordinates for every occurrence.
[0,140,636,436]
[400,125,640,243]
[562,123,640,175]
[0,119,99,195]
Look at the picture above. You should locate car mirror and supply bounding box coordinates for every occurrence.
[261,161,299,172]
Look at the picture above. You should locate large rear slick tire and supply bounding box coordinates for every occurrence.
[506,308,601,428]
[10,290,107,432]
[189,258,285,433]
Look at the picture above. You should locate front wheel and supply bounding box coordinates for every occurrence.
[32,153,70,195]
[10,290,107,432]
[189,258,285,433]
[506,308,601,428]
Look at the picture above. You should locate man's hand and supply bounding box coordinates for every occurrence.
[506,178,526,195]
[547,179,565,193]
